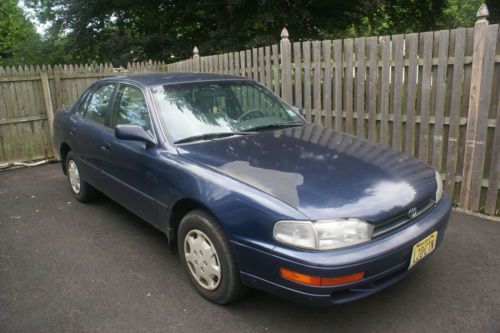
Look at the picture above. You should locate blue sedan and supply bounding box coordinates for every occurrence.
[53,73,451,306]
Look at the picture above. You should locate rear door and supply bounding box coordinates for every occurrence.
[99,83,159,225]
[72,83,116,187]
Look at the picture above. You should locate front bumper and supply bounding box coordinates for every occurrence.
[232,195,452,306]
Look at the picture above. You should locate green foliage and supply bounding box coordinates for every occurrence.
[0,0,70,66]
[4,0,500,66]
[442,0,483,27]
[21,0,451,65]
[351,0,450,36]
[0,0,38,65]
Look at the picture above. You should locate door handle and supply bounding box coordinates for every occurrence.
[69,127,76,135]
[100,143,111,151]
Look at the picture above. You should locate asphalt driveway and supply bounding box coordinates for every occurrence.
[1,164,499,332]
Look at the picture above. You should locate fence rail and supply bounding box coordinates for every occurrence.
[0,5,498,215]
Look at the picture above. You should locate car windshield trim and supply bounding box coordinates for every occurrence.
[173,132,252,144]
[242,121,305,132]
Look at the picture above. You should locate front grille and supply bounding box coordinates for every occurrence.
[373,198,436,238]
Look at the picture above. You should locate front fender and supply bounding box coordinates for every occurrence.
[155,151,307,250]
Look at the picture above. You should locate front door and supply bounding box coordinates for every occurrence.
[99,83,159,225]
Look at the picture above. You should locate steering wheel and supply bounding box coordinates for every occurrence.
[238,109,264,122]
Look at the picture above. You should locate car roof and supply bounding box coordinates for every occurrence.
[103,72,249,87]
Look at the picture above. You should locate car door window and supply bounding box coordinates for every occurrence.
[76,90,92,116]
[83,84,115,124]
[112,84,152,133]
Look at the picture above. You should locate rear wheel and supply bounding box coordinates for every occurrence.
[178,210,247,304]
[66,152,97,202]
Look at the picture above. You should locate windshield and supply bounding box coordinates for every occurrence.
[150,81,304,143]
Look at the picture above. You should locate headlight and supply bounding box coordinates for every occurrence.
[435,171,443,202]
[273,219,374,250]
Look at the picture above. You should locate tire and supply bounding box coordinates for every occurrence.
[178,210,248,304]
[66,152,98,202]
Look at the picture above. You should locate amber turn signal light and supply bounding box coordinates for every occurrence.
[280,267,365,286]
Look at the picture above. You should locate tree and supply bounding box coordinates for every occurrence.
[442,0,483,27]
[18,0,500,66]
[24,0,452,65]
[0,0,40,65]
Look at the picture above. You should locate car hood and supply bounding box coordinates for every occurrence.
[176,125,437,223]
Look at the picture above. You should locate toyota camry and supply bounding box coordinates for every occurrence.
[53,73,451,306]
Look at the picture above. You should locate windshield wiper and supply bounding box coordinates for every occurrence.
[174,132,250,144]
[242,122,304,132]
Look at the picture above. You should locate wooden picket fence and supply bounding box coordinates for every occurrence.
[0,5,498,215]
[167,5,499,215]
[0,61,167,163]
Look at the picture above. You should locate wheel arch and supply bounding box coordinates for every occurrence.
[167,197,221,252]
[59,142,72,174]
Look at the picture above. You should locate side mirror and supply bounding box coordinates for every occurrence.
[115,124,155,146]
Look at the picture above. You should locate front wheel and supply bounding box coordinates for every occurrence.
[178,210,248,304]
[66,152,97,202]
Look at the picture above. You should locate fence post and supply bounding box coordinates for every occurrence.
[459,4,489,209]
[193,46,200,72]
[40,70,57,159]
[280,28,293,104]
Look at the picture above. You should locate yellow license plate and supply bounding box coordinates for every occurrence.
[408,231,438,269]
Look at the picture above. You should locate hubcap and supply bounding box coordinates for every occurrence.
[68,160,81,194]
[184,229,221,290]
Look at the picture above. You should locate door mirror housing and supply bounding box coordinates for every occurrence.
[115,124,155,146]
